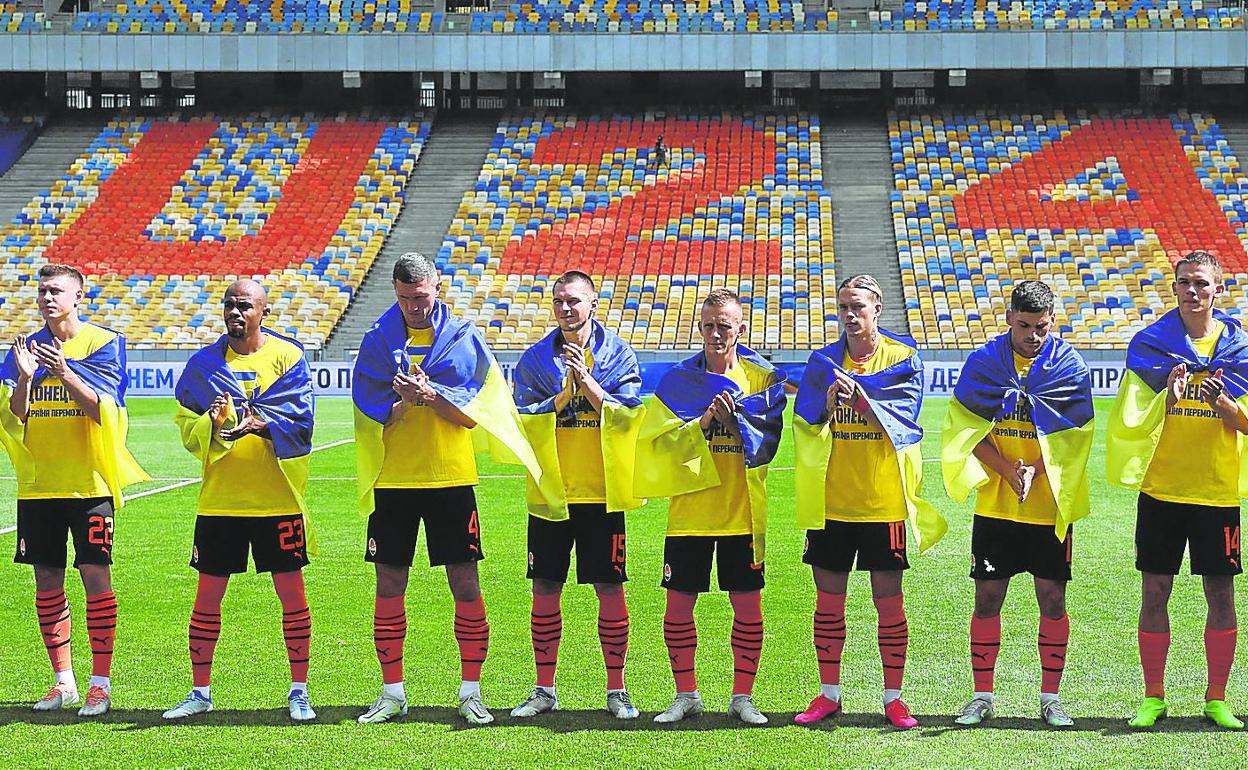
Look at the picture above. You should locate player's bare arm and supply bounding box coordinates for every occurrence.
[562,343,608,412]
[408,362,477,429]
[1199,368,1248,434]
[32,336,101,424]
[971,436,1031,502]
[1165,363,1188,409]
[8,335,37,422]
[832,368,885,431]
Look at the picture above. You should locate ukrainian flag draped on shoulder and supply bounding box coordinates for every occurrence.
[634,346,786,562]
[353,301,544,515]
[173,330,316,550]
[513,321,645,521]
[0,325,148,509]
[943,333,1094,538]
[1107,308,1248,496]
[793,330,945,551]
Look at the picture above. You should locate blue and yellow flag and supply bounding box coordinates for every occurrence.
[173,330,316,549]
[633,346,787,562]
[942,333,1094,539]
[1107,308,1248,496]
[0,325,148,508]
[513,321,645,521]
[352,301,544,515]
[793,330,945,551]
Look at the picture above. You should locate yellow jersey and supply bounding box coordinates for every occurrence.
[667,360,776,536]
[824,336,914,523]
[555,346,607,504]
[975,351,1060,525]
[376,326,478,489]
[20,323,116,500]
[1142,322,1240,506]
[197,335,305,517]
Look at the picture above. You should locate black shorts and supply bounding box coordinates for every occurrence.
[803,519,909,572]
[527,505,627,585]
[970,515,1072,581]
[1136,493,1242,576]
[661,535,764,593]
[192,514,309,576]
[15,497,114,569]
[366,486,483,568]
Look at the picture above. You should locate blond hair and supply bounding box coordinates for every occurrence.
[837,274,884,305]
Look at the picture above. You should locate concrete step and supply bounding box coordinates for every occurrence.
[324,113,500,358]
[822,111,908,334]
[0,122,107,223]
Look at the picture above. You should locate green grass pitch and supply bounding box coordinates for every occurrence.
[0,396,1242,768]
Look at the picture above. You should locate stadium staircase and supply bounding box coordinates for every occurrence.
[0,120,105,228]
[325,114,500,359]
[1219,113,1248,177]
[821,111,909,335]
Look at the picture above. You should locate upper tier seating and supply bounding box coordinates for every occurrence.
[437,110,834,351]
[1,3,41,30]
[74,0,442,32]
[890,108,1248,348]
[0,113,431,349]
[472,0,837,32]
[880,0,1244,30]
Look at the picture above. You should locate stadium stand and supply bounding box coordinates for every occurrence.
[73,0,443,33]
[890,108,1248,349]
[0,114,432,349]
[471,0,837,32]
[0,115,42,178]
[880,0,1245,30]
[0,3,40,30]
[437,110,835,351]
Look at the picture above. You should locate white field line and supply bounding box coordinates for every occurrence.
[0,437,357,535]
[0,443,942,534]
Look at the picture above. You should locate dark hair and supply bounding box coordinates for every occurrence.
[1010,280,1056,314]
[392,252,437,284]
[553,270,596,292]
[702,288,742,308]
[38,263,84,288]
[1174,250,1223,281]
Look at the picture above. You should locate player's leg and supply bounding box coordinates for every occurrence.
[164,514,245,719]
[71,497,116,716]
[1035,577,1071,727]
[721,536,766,725]
[512,513,572,718]
[795,521,856,725]
[957,515,1018,726]
[428,487,492,725]
[1192,504,1243,729]
[655,536,711,723]
[18,500,77,711]
[955,578,1006,726]
[1131,493,1184,727]
[258,513,314,721]
[573,505,635,719]
[359,489,419,724]
[867,520,915,729]
[1033,524,1073,727]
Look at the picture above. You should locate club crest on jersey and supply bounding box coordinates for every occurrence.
[663,563,672,582]
[368,537,378,557]
[191,545,199,564]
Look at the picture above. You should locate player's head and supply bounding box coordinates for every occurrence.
[222,279,269,340]
[837,274,883,340]
[392,252,440,327]
[36,264,84,323]
[1173,250,1225,317]
[1005,280,1056,358]
[699,289,745,356]
[551,271,598,335]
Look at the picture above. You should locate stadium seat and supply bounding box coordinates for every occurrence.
[0,114,432,350]
[889,108,1248,349]
[436,110,835,351]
